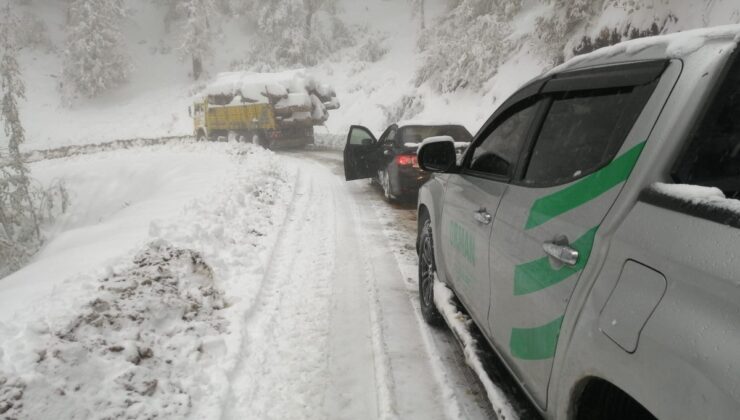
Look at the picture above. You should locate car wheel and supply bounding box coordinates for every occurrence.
[381,169,397,202]
[418,211,443,326]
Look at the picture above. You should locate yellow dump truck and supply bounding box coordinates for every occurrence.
[191,71,339,148]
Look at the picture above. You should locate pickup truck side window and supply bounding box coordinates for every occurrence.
[467,100,539,177]
[673,51,740,198]
[524,86,652,186]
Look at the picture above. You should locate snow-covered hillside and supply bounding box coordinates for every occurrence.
[8,0,740,151]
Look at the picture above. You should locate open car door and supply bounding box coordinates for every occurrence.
[344,125,379,181]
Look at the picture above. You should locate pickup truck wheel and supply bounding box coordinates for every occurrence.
[419,213,443,326]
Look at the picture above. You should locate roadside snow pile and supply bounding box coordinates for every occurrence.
[202,70,339,124]
[0,241,224,419]
[433,277,519,420]
[0,143,296,419]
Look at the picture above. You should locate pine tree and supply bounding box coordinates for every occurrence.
[410,0,426,31]
[238,0,350,69]
[253,0,309,66]
[534,0,598,64]
[416,0,515,92]
[62,0,130,100]
[0,2,39,275]
[178,0,217,80]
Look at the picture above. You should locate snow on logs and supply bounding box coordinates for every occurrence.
[202,69,339,125]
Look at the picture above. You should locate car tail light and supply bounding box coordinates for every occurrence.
[396,154,418,167]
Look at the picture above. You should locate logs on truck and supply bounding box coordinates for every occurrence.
[192,70,340,149]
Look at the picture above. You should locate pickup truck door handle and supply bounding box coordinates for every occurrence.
[542,242,579,266]
[473,209,492,225]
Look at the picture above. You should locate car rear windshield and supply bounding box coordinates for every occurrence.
[397,125,472,148]
[673,50,740,198]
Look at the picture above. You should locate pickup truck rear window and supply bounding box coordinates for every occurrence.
[673,50,740,198]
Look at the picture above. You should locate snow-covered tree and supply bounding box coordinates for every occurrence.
[62,0,130,100]
[0,3,38,276]
[234,0,352,69]
[410,0,426,31]
[534,0,598,64]
[416,0,516,92]
[178,0,217,80]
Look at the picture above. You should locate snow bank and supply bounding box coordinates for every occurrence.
[433,277,520,420]
[0,242,224,419]
[0,143,296,418]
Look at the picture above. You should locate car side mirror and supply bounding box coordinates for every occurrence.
[418,138,457,173]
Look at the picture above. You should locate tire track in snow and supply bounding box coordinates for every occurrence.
[295,149,499,420]
[222,164,340,420]
[222,153,479,420]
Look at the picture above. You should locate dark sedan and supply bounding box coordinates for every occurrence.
[343,123,472,201]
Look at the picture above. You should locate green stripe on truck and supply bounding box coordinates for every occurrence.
[525,142,645,230]
[513,225,598,296]
[510,316,565,360]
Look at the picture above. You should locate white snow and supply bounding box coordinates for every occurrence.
[203,70,337,103]
[200,70,338,125]
[0,143,295,419]
[5,1,740,418]
[652,182,740,213]
[552,24,740,74]
[1,144,507,419]
[433,277,519,420]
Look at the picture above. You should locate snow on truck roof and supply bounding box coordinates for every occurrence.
[200,69,337,104]
[553,23,740,74]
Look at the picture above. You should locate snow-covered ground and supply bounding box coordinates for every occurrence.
[0,143,528,419]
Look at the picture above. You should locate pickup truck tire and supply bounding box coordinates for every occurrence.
[418,211,443,327]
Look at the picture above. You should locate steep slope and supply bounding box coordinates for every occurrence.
[7,0,740,151]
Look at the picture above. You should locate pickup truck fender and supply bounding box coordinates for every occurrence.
[550,201,740,419]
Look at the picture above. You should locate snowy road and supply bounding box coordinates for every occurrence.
[222,150,498,419]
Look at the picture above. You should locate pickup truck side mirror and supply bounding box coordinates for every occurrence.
[418,137,457,173]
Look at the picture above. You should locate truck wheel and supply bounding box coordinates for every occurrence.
[418,211,443,327]
[197,131,207,142]
[251,134,265,148]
